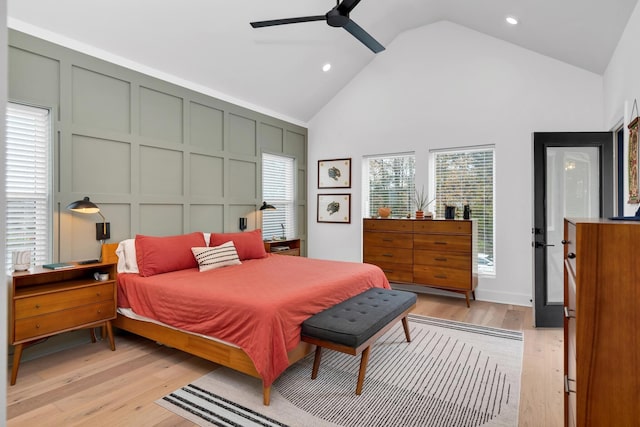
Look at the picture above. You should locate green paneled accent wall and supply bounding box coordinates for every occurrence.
[8,29,308,261]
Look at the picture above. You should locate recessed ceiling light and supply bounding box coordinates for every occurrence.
[506,16,518,25]
[322,63,332,72]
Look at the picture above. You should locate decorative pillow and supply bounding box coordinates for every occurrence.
[135,232,206,277]
[209,229,267,261]
[191,241,241,272]
[115,239,139,274]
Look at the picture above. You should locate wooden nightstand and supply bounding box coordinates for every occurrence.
[9,261,117,385]
[264,238,301,256]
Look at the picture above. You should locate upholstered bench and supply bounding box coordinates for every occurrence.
[301,288,417,395]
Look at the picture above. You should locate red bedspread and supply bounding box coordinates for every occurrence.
[117,254,390,386]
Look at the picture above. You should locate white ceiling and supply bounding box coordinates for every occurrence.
[8,0,639,125]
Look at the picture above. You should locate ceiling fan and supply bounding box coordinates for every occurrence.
[250,0,385,54]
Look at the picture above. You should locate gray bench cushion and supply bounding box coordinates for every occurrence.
[301,288,417,348]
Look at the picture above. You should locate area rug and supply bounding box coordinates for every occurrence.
[156,314,523,427]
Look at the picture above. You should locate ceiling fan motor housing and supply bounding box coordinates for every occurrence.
[327,8,349,27]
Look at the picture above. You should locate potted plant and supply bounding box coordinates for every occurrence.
[413,187,435,219]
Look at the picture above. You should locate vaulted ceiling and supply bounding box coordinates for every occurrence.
[8,0,639,124]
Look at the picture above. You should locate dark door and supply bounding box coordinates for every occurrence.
[533,132,613,327]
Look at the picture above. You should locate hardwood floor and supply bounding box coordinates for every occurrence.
[6,293,564,426]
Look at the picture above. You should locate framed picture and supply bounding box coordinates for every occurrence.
[318,158,351,188]
[317,194,351,223]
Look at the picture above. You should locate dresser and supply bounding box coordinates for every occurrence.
[9,262,117,385]
[363,219,477,306]
[563,218,640,426]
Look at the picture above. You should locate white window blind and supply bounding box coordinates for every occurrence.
[432,147,495,274]
[365,154,415,218]
[262,153,296,240]
[5,103,52,271]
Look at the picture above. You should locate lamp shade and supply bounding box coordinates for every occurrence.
[66,197,100,214]
[260,201,276,210]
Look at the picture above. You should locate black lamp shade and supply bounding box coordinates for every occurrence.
[66,197,100,213]
[260,201,276,210]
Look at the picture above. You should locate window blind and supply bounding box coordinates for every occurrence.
[5,103,51,271]
[262,153,296,240]
[365,154,415,218]
[433,147,495,273]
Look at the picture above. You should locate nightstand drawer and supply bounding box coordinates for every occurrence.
[14,283,115,320]
[413,265,470,289]
[14,300,116,342]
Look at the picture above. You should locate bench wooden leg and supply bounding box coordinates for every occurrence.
[401,316,411,342]
[311,345,322,379]
[356,346,371,395]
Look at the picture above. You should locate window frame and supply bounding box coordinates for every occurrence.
[363,152,416,219]
[261,152,297,241]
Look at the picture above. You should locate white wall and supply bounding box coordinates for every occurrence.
[307,21,604,306]
[604,1,640,216]
[1,0,8,421]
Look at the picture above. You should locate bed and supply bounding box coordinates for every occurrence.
[101,231,389,405]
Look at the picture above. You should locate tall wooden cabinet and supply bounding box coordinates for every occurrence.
[563,218,640,426]
[363,219,477,306]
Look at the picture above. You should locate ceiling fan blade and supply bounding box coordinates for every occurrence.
[343,20,385,53]
[337,0,363,14]
[251,15,326,28]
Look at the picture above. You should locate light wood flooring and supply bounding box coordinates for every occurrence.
[6,293,564,426]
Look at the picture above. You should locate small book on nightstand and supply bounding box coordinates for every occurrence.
[42,262,74,270]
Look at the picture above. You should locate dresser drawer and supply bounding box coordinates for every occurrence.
[414,249,470,269]
[14,300,116,342]
[363,231,413,249]
[413,265,470,290]
[14,283,115,320]
[414,234,471,253]
[413,220,471,234]
[363,219,413,232]
[363,246,413,264]
[372,262,413,283]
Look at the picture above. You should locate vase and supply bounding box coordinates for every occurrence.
[378,207,391,218]
[415,211,424,219]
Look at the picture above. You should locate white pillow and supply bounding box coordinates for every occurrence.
[191,241,241,272]
[115,239,139,274]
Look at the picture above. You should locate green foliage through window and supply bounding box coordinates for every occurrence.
[365,155,415,218]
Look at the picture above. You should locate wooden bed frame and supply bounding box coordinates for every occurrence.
[101,243,314,406]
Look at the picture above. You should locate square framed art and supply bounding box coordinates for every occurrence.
[318,158,351,188]
[317,194,351,223]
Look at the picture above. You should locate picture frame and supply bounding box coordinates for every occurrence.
[318,158,351,188]
[317,194,351,223]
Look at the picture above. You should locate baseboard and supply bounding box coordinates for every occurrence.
[390,283,531,307]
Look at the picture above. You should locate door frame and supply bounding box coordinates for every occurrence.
[532,132,613,327]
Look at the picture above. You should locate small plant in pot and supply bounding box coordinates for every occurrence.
[413,187,435,219]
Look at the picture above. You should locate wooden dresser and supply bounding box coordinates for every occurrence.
[363,219,477,306]
[9,262,117,385]
[563,218,640,426]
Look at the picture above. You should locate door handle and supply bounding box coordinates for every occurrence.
[533,242,555,248]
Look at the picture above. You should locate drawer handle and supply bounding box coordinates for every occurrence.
[35,304,40,309]
[564,307,575,319]
[382,239,393,242]
[383,254,394,257]
[435,274,447,279]
[561,239,570,245]
[434,241,447,245]
[435,257,447,262]
[567,252,576,259]
[35,324,40,329]
[96,292,101,297]
[97,309,102,314]
[383,269,394,274]
[564,375,576,394]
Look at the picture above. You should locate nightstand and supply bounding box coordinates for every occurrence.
[264,238,301,256]
[9,261,117,385]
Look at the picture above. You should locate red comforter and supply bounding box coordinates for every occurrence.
[117,254,390,386]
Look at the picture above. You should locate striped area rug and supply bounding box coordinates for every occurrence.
[156,314,523,427]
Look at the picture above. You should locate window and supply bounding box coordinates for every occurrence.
[262,153,296,240]
[364,154,415,218]
[5,103,52,271]
[431,146,495,274]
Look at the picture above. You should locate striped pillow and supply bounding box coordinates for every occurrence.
[191,241,241,272]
